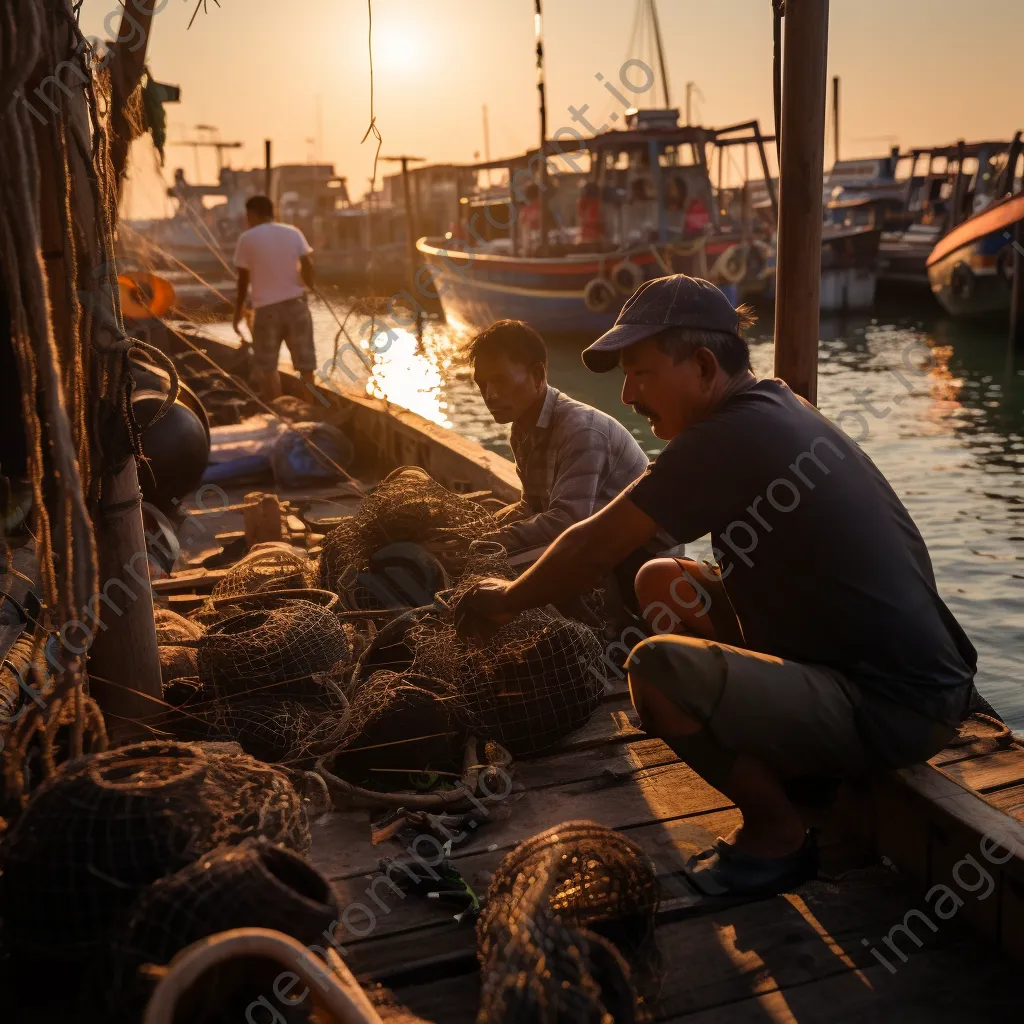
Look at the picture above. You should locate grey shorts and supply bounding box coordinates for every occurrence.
[252,295,315,373]
[628,634,958,777]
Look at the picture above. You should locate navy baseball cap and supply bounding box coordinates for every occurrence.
[582,274,741,372]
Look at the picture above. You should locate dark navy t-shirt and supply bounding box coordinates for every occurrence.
[628,378,976,725]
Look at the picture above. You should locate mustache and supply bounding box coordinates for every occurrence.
[632,403,658,420]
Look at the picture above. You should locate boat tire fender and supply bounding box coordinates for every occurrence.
[583,277,617,313]
[610,260,645,296]
[950,261,974,301]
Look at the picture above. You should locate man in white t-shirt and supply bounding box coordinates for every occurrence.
[233,194,317,398]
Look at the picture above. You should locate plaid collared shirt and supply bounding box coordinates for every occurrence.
[492,386,650,553]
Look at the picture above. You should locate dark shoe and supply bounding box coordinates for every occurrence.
[683,830,818,897]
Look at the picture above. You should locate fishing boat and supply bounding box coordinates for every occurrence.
[926,190,1024,318]
[818,190,885,312]
[879,138,1021,289]
[417,114,777,336]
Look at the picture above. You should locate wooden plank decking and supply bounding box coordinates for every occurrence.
[308,692,1024,1022]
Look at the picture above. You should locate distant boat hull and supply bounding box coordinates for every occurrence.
[819,226,883,312]
[416,236,772,336]
[926,194,1024,318]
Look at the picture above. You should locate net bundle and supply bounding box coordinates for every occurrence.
[211,544,314,602]
[202,682,353,769]
[197,599,350,700]
[105,838,339,1022]
[155,607,204,685]
[318,467,495,608]
[0,741,309,962]
[333,669,462,785]
[412,609,605,756]
[476,822,660,1024]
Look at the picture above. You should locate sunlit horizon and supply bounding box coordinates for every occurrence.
[81,0,1024,220]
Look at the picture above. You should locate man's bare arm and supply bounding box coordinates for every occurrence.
[233,269,250,333]
[300,254,316,290]
[503,491,659,614]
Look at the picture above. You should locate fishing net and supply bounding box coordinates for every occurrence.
[105,837,339,1022]
[318,467,496,608]
[197,599,350,700]
[366,986,435,1024]
[476,821,659,1024]
[412,609,605,757]
[0,741,309,962]
[201,685,353,769]
[332,669,463,786]
[211,545,312,602]
[155,606,204,685]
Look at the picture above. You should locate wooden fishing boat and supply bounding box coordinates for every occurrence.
[135,321,1024,1022]
[819,192,884,312]
[417,117,776,337]
[926,192,1024,318]
[879,138,1021,289]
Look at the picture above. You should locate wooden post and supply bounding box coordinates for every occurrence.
[832,75,840,166]
[1011,220,1024,353]
[109,0,159,190]
[950,139,966,229]
[264,139,273,198]
[753,122,779,220]
[27,3,164,737]
[243,492,284,547]
[773,0,831,405]
[87,461,164,740]
[382,156,426,292]
[534,0,549,253]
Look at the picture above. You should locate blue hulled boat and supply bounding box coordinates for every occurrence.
[417,114,776,337]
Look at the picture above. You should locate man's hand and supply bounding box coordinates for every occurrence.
[453,576,515,641]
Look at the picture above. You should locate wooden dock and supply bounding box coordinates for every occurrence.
[154,327,1024,1022]
[309,698,1024,1022]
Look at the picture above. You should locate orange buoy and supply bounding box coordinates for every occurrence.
[118,271,177,319]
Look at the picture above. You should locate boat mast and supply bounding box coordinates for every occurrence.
[773,0,830,404]
[832,75,840,165]
[534,0,548,251]
[648,0,672,108]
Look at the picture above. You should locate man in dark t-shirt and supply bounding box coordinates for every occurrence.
[454,274,978,897]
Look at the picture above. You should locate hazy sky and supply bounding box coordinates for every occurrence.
[80,0,1024,218]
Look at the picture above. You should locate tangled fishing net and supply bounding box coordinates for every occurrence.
[477,821,660,1023]
[412,608,605,757]
[105,837,339,1022]
[318,467,495,608]
[0,741,309,962]
[155,607,204,685]
[197,598,350,700]
[211,544,314,602]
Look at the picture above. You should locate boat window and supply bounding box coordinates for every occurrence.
[894,156,915,182]
[658,144,680,168]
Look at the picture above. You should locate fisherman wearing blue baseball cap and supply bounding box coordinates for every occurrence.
[455,274,978,897]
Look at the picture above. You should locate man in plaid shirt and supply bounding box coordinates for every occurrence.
[468,320,650,557]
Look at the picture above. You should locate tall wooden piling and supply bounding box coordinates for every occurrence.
[1011,220,1024,353]
[773,0,831,404]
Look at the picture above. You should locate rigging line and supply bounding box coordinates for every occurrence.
[361,0,383,195]
[150,312,366,493]
[179,201,236,278]
[119,225,235,305]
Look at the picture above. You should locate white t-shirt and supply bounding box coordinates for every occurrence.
[234,221,313,309]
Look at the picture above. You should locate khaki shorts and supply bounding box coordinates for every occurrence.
[628,634,958,777]
[252,295,316,373]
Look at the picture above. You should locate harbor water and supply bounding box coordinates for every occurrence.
[219,294,1024,729]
